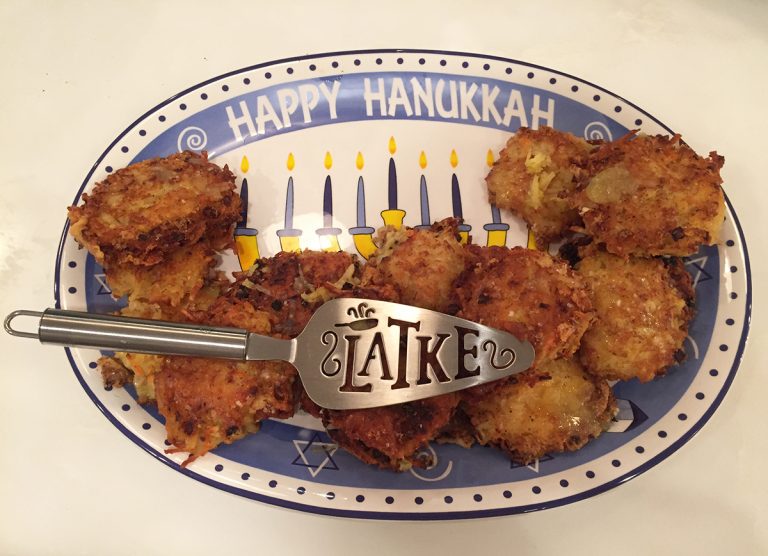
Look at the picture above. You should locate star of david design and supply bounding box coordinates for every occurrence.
[607,398,648,433]
[94,273,112,295]
[684,256,712,289]
[292,433,339,477]
[510,454,553,473]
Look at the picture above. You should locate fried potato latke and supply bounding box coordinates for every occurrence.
[573,133,725,257]
[105,240,218,306]
[486,127,594,245]
[456,246,594,367]
[463,358,615,464]
[100,279,228,404]
[155,299,298,465]
[362,218,466,313]
[575,247,695,382]
[321,393,460,471]
[226,250,374,337]
[156,355,297,466]
[68,150,240,267]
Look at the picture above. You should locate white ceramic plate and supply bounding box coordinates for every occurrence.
[56,50,751,519]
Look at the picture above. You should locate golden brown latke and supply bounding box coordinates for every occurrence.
[105,240,218,306]
[155,299,298,466]
[572,133,725,257]
[156,355,297,466]
[486,127,594,245]
[226,250,357,337]
[321,393,460,471]
[463,357,616,464]
[456,246,594,368]
[68,150,240,267]
[361,218,466,312]
[225,250,398,338]
[100,278,229,403]
[575,246,695,382]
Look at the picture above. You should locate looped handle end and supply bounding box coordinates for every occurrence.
[4,310,43,339]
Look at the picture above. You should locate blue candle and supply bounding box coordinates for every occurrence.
[491,204,502,224]
[276,175,302,237]
[449,149,471,236]
[284,176,295,230]
[417,175,431,229]
[349,162,376,258]
[316,152,341,248]
[322,175,333,228]
[277,153,302,252]
[484,203,510,234]
[355,177,367,227]
[238,178,249,227]
[388,158,397,210]
[451,173,462,219]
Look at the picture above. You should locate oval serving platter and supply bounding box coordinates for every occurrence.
[55,49,751,519]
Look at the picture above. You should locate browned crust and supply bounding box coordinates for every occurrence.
[156,355,297,466]
[486,127,595,245]
[463,358,616,464]
[155,298,298,465]
[361,218,467,312]
[572,133,725,257]
[575,246,695,382]
[321,393,460,471]
[222,250,359,338]
[68,150,240,267]
[456,245,595,367]
[105,240,218,306]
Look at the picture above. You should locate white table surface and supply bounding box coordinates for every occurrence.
[1,1,766,554]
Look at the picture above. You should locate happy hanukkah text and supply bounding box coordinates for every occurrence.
[224,76,555,142]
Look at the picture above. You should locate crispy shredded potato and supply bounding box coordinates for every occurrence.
[486,127,595,245]
[155,299,297,466]
[362,218,467,312]
[105,240,218,306]
[463,357,616,464]
[157,355,297,466]
[575,246,695,382]
[572,133,725,257]
[103,280,228,404]
[68,150,240,267]
[321,394,460,471]
[224,250,363,338]
[456,245,594,368]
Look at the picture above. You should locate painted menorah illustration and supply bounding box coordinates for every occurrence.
[233,137,535,271]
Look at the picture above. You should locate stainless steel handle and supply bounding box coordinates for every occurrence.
[6,309,248,359]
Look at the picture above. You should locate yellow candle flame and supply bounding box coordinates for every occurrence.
[486,148,494,167]
[450,149,459,168]
[324,151,333,170]
[356,151,364,171]
[240,155,250,173]
[419,151,427,170]
[388,136,397,155]
[287,153,295,171]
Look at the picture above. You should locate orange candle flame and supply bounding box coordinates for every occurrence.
[287,152,295,171]
[450,149,459,168]
[419,151,427,170]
